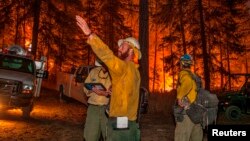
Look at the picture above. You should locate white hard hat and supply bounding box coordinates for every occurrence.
[118,37,140,50]
[118,37,141,59]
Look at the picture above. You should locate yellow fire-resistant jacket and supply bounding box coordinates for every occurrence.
[177,69,197,103]
[83,67,111,106]
[87,35,141,121]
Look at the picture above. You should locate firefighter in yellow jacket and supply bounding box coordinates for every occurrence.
[76,15,141,141]
[83,59,111,141]
[175,54,203,141]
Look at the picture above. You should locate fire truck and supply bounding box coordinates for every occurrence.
[0,45,47,118]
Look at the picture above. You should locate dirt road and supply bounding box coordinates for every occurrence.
[0,89,86,141]
[0,89,173,141]
[1,88,250,141]
[0,88,172,141]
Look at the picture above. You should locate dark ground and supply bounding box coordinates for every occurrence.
[0,88,250,141]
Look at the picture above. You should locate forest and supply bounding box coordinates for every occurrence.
[1,0,250,93]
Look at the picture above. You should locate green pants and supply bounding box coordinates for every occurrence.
[106,118,140,141]
[174,115,203,141]
[84,104,108,141]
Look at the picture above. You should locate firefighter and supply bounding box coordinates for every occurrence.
[76,15,141,141]
[174,54,203,141]
[83,59,111,141]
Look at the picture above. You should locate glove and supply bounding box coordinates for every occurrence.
[173,105,184,122]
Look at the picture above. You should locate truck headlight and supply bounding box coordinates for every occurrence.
[22,84,34,94]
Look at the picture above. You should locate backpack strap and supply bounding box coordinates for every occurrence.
[181,70,202,103]
[182,69,200,91]
[183,70,195,82]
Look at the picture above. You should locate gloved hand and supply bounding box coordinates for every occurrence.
[175,113,184,122]
[173,105,184,122]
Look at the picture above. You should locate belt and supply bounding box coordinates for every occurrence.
[88,103,107,107]
[108,117,136,122]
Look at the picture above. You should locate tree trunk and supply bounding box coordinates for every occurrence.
[198,0,210,90]
[152,1,158,92]
[2,36,5,48]
[22,18,26,47]
[163,46,165,92]
[193,46,196,73]
[31,0,41,59]
[152,25,158,92]
[87,0,91,65]
[108,0,114,50]
[170,33,175,89]
[246,50,248,74]
[139,0,149,90]
[22,2,26,47]
[220,43,224,90]
[226,42,231,90]
[178,0,186,54]
[15,4,20,44]
[207,0,212,86]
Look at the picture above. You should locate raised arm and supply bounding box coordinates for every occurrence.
[76,15,92,36]
[75,15,126,75]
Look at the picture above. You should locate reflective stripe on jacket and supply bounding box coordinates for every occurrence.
[87,35,140,121]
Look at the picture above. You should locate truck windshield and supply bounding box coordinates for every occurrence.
[0,54,34,74]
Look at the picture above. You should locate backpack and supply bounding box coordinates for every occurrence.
[137,87,149,128]
[186,71,219,128]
